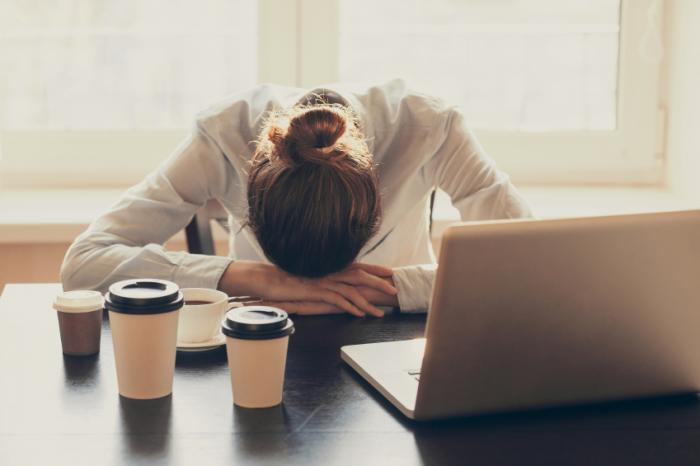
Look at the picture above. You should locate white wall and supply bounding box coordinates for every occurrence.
[663,0,700,199]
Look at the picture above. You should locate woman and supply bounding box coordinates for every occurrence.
[61,79,532,316]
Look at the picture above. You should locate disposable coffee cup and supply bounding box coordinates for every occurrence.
[105,279,183,400]
[222,306,295,408]
[178,288,229,344]
[53,290,104,356]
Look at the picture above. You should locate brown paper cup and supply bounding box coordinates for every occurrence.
[109,310,180,399]
[53,290,104,356]
[56,310,102,356]
[225,335,290,408]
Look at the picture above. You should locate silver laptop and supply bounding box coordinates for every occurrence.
[341,210,700,420]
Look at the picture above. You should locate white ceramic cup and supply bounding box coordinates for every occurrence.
[178,288,230,344]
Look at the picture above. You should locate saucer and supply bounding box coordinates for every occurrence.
[177,333,226,352]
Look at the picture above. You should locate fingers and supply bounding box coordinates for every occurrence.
[351,262,394,278]
[252,263,392,318]
[324,282,384,317]
[292,279,365,317]
[315,289,365,317]
[259,301,343,315]
[355,286,399,307]
[260,294,389,318]
[332,268,397,296]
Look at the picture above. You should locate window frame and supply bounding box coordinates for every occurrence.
[0,0,664,189]
[307,0,665,185]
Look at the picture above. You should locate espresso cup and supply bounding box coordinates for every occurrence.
[178,288,229,344]
[105,279,183,400]
[53,290,104,356]
[222,306,295,408]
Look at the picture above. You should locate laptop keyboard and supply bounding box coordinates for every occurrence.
[407,369,421,381]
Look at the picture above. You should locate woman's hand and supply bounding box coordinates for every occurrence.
[259,273,399,316]
[218,261,397,317]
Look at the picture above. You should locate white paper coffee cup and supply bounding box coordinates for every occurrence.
[105,279,183,400]
[222,306,295,408]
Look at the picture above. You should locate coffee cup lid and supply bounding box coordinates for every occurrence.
[105,279,183,315]
[222,306,295,340]
[53,290,104,313]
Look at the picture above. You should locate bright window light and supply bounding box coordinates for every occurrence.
[0,1,257,130]
[339,0,620,131]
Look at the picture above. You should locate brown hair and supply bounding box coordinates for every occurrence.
[247,104,381,278]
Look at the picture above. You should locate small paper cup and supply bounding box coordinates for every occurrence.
[222,306,295,408]
[53,290,104,356]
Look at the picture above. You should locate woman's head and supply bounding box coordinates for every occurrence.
[247,104,381,278]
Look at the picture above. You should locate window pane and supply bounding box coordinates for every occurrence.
[0,1,257,129]
[339,0,620,131]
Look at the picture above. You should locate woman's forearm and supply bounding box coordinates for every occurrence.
[217,260,270,297]
[218,261,398,316]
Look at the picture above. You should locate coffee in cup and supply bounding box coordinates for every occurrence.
[53,290,104,356]
[105,279,183,400]
[221,306,295,408]
[178,288,230,344]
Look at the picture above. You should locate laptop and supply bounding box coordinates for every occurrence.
[341,210,700,420]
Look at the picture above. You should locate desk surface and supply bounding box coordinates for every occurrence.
[2,284,700,466]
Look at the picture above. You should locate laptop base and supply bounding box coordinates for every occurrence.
[341,339,425,419]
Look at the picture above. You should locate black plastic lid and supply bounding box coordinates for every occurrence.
[105,279,184,315]
[222,306,295,340]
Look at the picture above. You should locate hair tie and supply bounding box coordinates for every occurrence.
[318,146,335,155]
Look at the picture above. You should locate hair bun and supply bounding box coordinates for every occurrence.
[273,107,348,165]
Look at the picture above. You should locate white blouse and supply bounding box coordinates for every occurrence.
[61,79,532,312]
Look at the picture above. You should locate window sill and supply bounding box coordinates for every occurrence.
[431,186,699,238]
[0,189,230,244]
[0,187,697,244]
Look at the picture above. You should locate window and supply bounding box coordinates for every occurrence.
[0,0,663,188]
[339,0,620,132]
[334,0,664,184]
[0,0,257,188]
[1,1,257,130]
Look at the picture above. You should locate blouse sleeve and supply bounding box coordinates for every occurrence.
[392,108,532,313]
[427,108,532,220]
[60,122,238,293]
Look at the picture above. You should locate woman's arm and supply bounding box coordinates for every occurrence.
[61,123,236,293]
[246,263,399,316]
[61,123,395,316]
[389,108,534,313]
[427,108,532,220]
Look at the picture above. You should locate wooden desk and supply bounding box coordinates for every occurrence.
[2,284,700,466]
